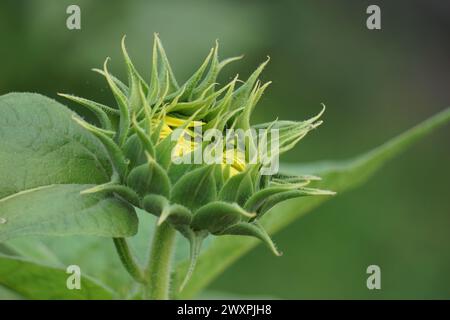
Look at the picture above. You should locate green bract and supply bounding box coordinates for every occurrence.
[59,35,334,288]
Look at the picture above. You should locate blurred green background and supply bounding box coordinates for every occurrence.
[1,0,449,299]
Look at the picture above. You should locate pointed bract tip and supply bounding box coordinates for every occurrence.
[318,103,326,117]
[265,234,282,256]
[79,185,101,195]
[312,120,324,129]
[121,36,128,54]
[154,33,162,45]
[235,205,256,218]
[103,57,111,70]
[178,232,206,292]
[157,207,171,226]
[79,189,91,195]
[71,114,84,125]
[305,188,336,196]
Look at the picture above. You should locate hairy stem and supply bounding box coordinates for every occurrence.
[113,237,146,284]
[144,221,177,299]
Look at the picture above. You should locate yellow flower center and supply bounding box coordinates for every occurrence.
[154,115,246,176]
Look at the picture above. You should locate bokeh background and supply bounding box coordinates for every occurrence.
[1,0,449,299]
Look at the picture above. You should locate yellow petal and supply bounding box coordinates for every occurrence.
[164,115,204,128]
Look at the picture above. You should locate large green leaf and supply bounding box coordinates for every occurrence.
[0,184,137,242]
[0,254,113,299]
[0,235,137,298]
[175,107,450,298]
[0,208,194,298]
[1,237,63,266]
[21,209,157,297]
[0,93,138,255]
[0,93,111,199]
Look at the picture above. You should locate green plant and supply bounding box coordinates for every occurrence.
[0,35,448,300]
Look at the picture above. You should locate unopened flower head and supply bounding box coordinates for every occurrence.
[59,34,333,289]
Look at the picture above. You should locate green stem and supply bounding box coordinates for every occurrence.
[144,221,177,300]
[113,237,146,284]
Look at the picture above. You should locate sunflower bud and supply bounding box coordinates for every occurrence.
[59,34,334,289]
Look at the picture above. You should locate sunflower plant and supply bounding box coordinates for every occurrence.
[0,35,448,300]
